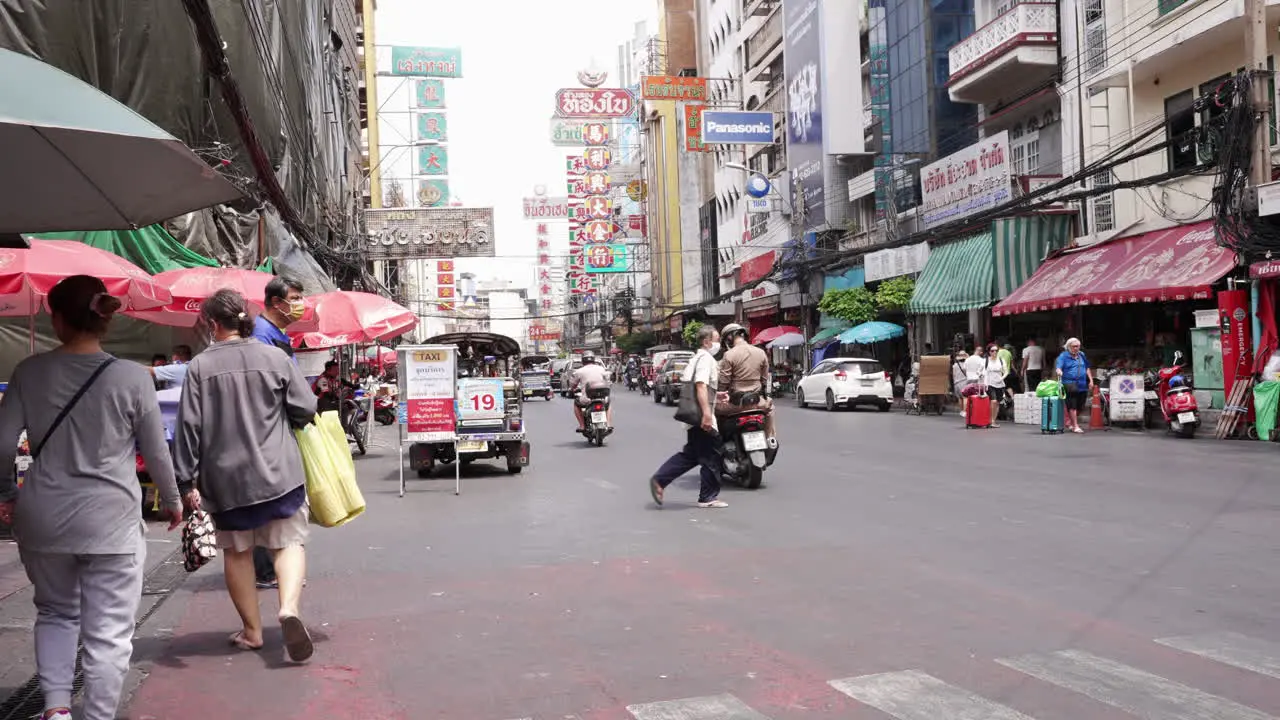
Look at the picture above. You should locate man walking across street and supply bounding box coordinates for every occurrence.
[249,276,306,589]
[648,326,728,509]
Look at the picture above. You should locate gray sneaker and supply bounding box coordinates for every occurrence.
[697,500,728,508]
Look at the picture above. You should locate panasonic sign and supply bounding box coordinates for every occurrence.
[700,111,777,145]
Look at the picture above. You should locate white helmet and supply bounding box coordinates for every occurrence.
[721,323,748,344]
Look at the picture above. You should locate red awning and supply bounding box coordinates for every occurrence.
[993,221,1236,316]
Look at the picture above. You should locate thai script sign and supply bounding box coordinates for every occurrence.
[640,76,708,100]
[363,208,494,260]
[417,112,448,142]
[920,131,1011,229]
[390,46,462,78]
[555,88,636,118]
[415,80,445,108]
[417,146,449,176]
[684,105,707,153]
[864,241,930,282]
[400,346,457,442]
[523,196,570,219]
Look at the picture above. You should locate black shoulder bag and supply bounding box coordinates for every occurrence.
[32,358,117,460]
[674,354,707,425]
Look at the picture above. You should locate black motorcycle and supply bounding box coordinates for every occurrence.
[717,403,777,489]
[625,371,640,391]
[579,386,613,446]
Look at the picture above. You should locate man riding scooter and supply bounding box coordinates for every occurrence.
[716,323,778,443]
[570,351,614,433]
[313,360,359,414]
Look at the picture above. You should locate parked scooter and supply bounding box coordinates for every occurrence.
[1156,351,1200,438]
[717,409,778,489]
[373,394,396,426]
[579,386,612,446]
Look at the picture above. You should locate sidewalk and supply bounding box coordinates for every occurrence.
[0,525,185,714]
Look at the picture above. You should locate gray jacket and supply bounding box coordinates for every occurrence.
[173,338,317,513]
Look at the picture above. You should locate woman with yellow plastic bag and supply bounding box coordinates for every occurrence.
[172,289,319,662]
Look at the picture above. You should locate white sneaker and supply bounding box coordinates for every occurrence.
[697,500,729,508]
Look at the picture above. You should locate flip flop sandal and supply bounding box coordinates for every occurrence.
[649,478,663,507]
[280,615,314,662]
[228,630,262,651]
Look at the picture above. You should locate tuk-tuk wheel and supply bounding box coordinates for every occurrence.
[416,466,433,479]
[507,464,523,474]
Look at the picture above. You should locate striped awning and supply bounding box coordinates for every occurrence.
[993,215,1074,298]
[907,232,995,315]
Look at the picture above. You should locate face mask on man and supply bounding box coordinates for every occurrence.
[711,343,723,358]
[280,299,305,321]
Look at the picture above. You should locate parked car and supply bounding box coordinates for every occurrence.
[558,360,583,397]
[796,357,893,412]
[653,356,691,406]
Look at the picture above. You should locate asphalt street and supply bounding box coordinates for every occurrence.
[114,390,1280,719]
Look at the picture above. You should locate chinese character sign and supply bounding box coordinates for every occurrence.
[684,105,707,153]
[586,197,612,220]
[583,171,610,196]
[417,113,448,142]
[583,123,611,146]
[585,244,629,273]
[585,220,613,244]
[584,147,611,170]
[415,80,446,108]
[418,146,449,175]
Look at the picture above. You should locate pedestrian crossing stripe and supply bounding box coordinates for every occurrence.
[829,669,1035,720]
[1157,631,1280,681]
[997,648,1274,720]
[548,632,1280,720]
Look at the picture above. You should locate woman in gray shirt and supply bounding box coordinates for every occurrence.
[0,275,181,720]
[173,289,317,661]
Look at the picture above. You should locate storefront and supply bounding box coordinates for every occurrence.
[742,280,782,339]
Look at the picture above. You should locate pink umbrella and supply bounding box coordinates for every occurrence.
[0,240,172,352]
[290,291,416,347]
[0,240,171,315]
[127,267,282,327]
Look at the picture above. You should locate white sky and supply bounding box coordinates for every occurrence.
[373,0,655,289]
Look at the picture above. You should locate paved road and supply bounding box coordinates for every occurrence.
[119,391,1280,719]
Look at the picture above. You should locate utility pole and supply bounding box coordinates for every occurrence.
[1246,0,1272,186]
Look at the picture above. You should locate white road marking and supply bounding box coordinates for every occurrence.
[1157,631,1280,680]
[627,693,772,720]
[997,649,1274,720]
[828,669,1036,720]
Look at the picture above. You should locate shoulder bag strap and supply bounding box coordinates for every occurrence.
[33,358,117,460]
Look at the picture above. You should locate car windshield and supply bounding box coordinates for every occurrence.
[837,361,883,376]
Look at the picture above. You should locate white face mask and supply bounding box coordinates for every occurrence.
[710,344,723,357]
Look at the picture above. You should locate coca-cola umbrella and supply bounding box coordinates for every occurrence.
[290,291,417,348]
[0,48,243,239]
[127,267,286,327]
[0,240,172,351]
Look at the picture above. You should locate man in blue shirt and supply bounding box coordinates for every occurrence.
[149,345,193,390]
[249,275,306,588]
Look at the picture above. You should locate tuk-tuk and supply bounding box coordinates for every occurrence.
[408,332,531,478]
[520,355,554,400]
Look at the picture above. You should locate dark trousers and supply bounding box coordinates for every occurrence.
[1027,369,1043,389]
[653,427,721,503]
[254,546,275,582]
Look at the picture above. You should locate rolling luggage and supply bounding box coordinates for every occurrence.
[1041,396,1066,434]
[966,394,992,429]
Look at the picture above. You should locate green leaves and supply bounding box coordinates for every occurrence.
[818,287,879,324]
[680,320,704,349]
[875,277,915,311]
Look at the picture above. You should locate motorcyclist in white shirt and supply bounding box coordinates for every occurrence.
[569,352,613,432]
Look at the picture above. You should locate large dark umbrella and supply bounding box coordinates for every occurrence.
[0,48,243,243]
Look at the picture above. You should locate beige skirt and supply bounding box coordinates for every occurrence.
[215,504,311,553]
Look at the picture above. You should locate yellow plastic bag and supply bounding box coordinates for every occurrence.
[295,411,365,528]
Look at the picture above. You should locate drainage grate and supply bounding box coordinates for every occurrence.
[0,546,186,720]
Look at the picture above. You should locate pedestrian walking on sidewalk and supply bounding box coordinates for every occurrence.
[173,289,319,661]
[648,325,728,509]
[0,276,183,720]
[1055,337,1093,434]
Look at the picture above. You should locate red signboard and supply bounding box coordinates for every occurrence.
[1219,289,1253,421]
[584,220,614,243]
[438,273,454,286]
[583,171,611,195]
[555,88,636,118]
[684,105,707,153]
[583,123,610,146]
[585,197,612,220]
[437,260,454,272]
[738,251,776,285]
[584,147,611,170]
[407,398,453,436]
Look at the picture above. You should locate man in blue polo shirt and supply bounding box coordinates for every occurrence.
[248,275,306,588]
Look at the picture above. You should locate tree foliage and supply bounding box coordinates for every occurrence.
[875,276,916,311]
[818,288,879,325]
[681,319,704,349]
[614,331,656,355]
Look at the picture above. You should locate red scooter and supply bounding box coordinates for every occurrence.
[1156,351,1200,438]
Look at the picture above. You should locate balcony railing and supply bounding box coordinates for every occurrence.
[745,6,783,71]
[948,2,1058,82]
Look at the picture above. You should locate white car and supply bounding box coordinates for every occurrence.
[796,357,893,412]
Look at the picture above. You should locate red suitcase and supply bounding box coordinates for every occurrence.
[966,395,992,429]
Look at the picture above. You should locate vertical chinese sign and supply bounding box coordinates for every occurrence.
[684,105,707,153]
[566,153,596,296]
[436,260,455,312]
[536,222,553,316]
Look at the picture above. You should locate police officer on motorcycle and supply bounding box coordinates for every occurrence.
[716,323,778,442]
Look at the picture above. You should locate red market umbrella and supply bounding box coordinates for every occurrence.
[751,325,802,346]
[127,266,281,327]
[364,345,397,366]
[0,240,171,315]
[290,291,416,346]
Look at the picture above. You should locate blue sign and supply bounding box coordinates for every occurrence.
[784,0,826,229]
[701,111,776,144]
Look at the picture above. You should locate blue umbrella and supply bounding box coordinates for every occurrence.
[837,321,906,345]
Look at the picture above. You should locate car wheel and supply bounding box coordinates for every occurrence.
[878,402,891,412]
[825,390,835,411]
[653,388,662,404]
[796,388,806,408]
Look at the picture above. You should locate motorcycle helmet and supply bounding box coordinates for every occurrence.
[582,351,597,364]
[1168,374,1188,389]
[721,323,749,345]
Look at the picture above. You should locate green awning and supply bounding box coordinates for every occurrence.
[907,232,995,315]
[810,324,850,344]
[31,224,219,274]
[992,215,1073,298]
